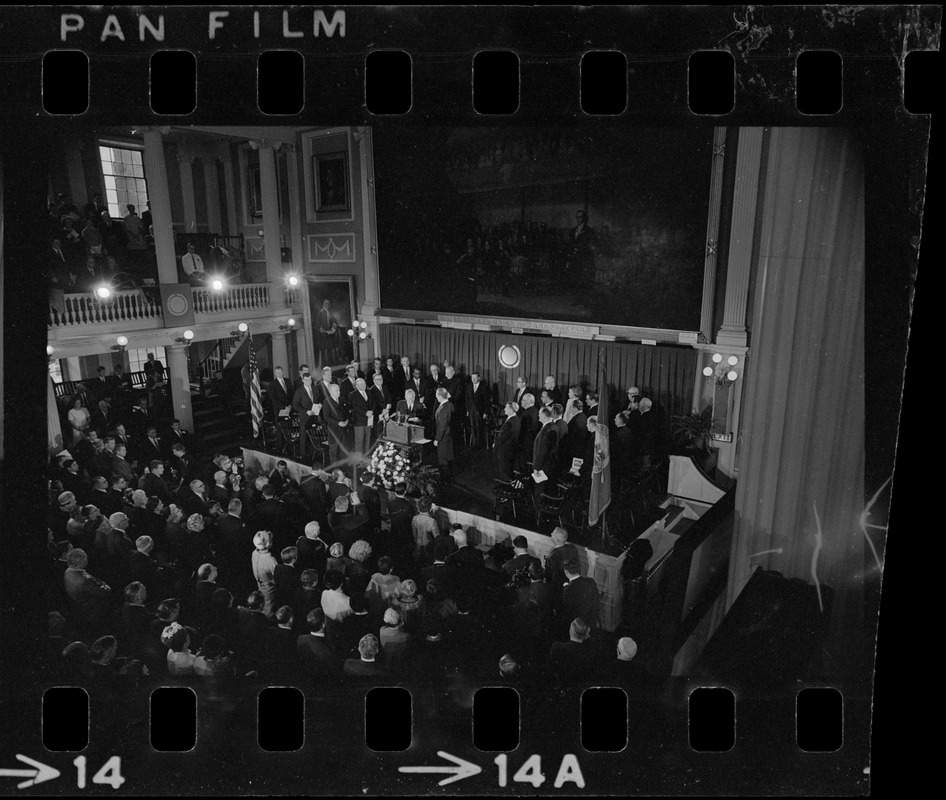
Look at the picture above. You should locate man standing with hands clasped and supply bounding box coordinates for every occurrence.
[434,387,454,483]
[348,377,374,454]
[292,374,322,461]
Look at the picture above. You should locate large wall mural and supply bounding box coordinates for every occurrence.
[375,125,713,331]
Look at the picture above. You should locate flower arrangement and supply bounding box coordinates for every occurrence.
[366,441,410,490]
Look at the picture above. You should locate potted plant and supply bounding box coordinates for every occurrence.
[671,406,720,473]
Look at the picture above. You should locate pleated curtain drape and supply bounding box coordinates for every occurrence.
[379,325,698,420]
[725,127,868,677]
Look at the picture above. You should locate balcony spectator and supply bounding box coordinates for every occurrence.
[83,192,107,225]
[68,396,92,444]
[82,217,104,258]
[98,209,127,259]
[181,243,206,285]
[123,204,147,263]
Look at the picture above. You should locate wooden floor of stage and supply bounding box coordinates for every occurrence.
[241,434,662,557]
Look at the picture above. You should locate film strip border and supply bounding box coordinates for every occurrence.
[0,6,939,121]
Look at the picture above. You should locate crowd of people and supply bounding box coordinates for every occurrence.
[46,191,247,302]
[269,356,667,493]
[46,418,644,700]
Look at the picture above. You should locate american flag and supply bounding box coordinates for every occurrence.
[248,334,263,438]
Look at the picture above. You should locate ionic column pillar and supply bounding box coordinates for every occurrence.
[258,141,284,285]
[166,344,194,431]
[699,127,728,340]
[142,128,179,285]
[177,150,199,235]
[221,155,239,236]
[270,330,289,374]
[66,144,88,209]
[716,127,765,348]
[285,143,305,274]
[202,155,222,235]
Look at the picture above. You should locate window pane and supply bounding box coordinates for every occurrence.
[99,146,111,161]
[106,190,118,204]
[132,164,143,178]
[104,175,116,190]
[137,178,147,192]
[131,150,142,164]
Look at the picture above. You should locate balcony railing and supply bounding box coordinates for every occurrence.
[192,283,271,315]
[49,289,161,328]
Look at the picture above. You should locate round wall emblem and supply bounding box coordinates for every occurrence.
[498,344,521,369]
[166,293,189,316]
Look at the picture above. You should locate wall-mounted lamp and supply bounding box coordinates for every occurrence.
[95,284,112,301]
[347,320,371,342]
[175,329,195,346]
[286,274,299,287]
[47,344,55,363]
[111,335,128,355]
[279,318,297,333]
[703,353,739,385]
[210,278,225,292]
[230,322,249,337]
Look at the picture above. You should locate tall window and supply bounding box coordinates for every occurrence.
[127,346,166,373]
[98,144,148,220]
[49,359,63,384]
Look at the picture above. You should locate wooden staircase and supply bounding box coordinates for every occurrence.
[191,387,253,454]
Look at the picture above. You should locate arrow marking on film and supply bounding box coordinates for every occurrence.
[399,751,482,786]
[0,755,61,789]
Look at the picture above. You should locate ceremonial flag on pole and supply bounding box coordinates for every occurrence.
[248,334,263,439]
[589,347,611,526]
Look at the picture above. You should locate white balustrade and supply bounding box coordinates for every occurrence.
[192,283,272,316]
[48,289,161,328]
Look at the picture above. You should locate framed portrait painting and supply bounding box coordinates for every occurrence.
[314,151,351,213]
[301,274,356,369]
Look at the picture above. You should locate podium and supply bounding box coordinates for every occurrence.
[384,418,425,444]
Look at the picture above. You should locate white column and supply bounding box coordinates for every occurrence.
[716,127,765,348]
[699,127,728,340]
[142,127,179,285]
[356,126,381,360]
[222,156,239,236]
[270,330,290,374]
[295,322,315,373]
[258,141,283,285]
[202,155,222,235]
[66,145,88,209]
[64,357,81,382]
[285,144,305,274]
[49,374,64,455]
[177,151,199,234]
[166,344,194,431]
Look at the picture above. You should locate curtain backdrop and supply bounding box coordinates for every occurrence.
[726,127,867,677]
[379,325,697,420]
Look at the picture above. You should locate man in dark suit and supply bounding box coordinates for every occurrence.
[365,357,391,390]
[128,396,153,439]
[368,372,393,441]
[292,374,322,461]
[612,412,634,484]
[141,460,171,505]
[292,364,311,394]
[393,355,413,401]
[251,484,290,549]
[531,407,560,498]
[546,618,594,684]
[297,609,337,680]
[268,460,298,497]
[542,376,563,407]
[338,364,359,408]
[142,352,165,387]
[395,388,424,423]
[314,366,336,405]
[406,368,425,409]
[513,376,532,409]
[89,366,111,403]
[327,495,371,551]
[348,378,373,454]
[342,634,387,680]
[517,393,540,473]
[503,535,541,579]
[433,388,454,482]
[137,425,163,466]
[466,371,491,448]
[545,525,580,590]
[110,443,136,485]
[90,399,114,436]
[269,366,294,455]
[567,401,589,466]
[494,402,521,481]
[421,364,444,415]
[177,478,211,518]
[214,499,253,596]
[561,558,600,630]
[320,384,349,465]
